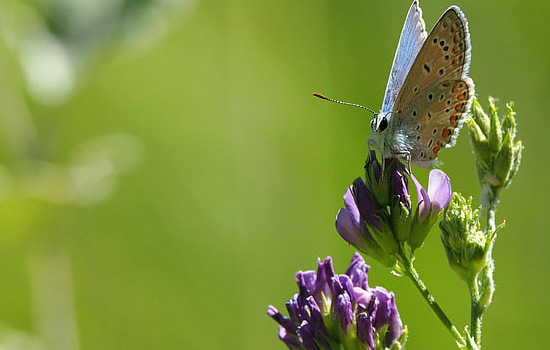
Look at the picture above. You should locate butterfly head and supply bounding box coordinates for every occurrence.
[370,112,392,133]
[368,110,402,156]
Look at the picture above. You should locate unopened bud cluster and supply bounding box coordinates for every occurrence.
[468,97,522,192]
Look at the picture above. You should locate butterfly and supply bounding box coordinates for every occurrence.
[315,1,474,169]
[369,1,474,169]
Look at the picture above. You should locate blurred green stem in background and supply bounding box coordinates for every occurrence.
[30,231,80,350]
[0,0,190,348]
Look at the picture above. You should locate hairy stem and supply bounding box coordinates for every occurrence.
[471,183,499,347]
[469,274,482,346]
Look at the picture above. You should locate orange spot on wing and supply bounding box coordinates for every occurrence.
[455,102,464,112]
[450,113,459,124]
[442,127,452,138]
[433,146,441,154]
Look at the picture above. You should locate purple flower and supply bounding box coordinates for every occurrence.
[407,169,452,250]
[335,153,413,266]
[391,169,411,211]
[410,169,452,221]
[267,253,406,350]
[335,178,380,251]
[335,176,400,267]
[365,150,382,185]
[336,151,453,257]
[364,151,406,208]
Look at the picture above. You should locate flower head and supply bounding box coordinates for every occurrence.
[336,151,452,260]
[439,193,491,281]
[267,253,407,350]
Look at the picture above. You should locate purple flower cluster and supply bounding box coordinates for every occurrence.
[335,152,452,263]
[267,253,405,350]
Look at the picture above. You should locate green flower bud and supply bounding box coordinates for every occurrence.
[409,207,437,251]
[467,118,491,170]
[468,97,523,192]
[507,140,523,187]
[470,98,490,135]
[361,239,398,269]
[494,132,514,187]
[502,102,517,138]
[440,193,489,282]
[392,201,411,243]
[488,97,503,153]
[389,325,408,350]
[364,150,390,208]
[369,218,399,257]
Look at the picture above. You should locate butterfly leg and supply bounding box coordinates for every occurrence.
[393,151,411,173]
[405,152,412,173]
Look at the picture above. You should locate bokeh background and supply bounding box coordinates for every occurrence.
[0,0,545,349]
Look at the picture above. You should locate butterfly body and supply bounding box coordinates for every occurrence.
[368,1,474,169]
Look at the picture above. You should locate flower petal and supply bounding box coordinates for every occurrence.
[371,287,392,329]
[365,150,382,183]
[392,169,411,210]
[357,312,375,349]
[427,169,452,213]
[296,270,316,295]
[278,326,302,350]
[345,252,370,290]
[339,274,355,298]
[343,186,361,228]
[285,299,301,323]
[305,296,330,346]
[353,287,373,309]
[297,321,319,350]
[385,295,404,347]
[353,178,383,231]
[410,171,430,221]
[335,292,354,334]
[336,209,368,250]
[267,305,296,332]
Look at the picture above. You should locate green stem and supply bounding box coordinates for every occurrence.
[469,275,482,346]
[480,184,498,233]
[401,254,466,347]
[471,183,499,347]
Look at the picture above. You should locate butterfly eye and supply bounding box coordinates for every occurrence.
[378,117,389,132]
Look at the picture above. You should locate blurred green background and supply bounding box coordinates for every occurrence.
[0,0,544,349]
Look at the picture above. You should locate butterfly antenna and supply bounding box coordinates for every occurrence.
[313,93,377,115]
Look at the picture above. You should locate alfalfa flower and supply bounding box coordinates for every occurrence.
[267,253,407,350]
[408,169,452,251]
[336,151,452,262]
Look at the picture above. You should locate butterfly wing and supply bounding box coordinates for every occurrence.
[389,6,474,168]
[381,0,427,113]
[397,78,473,169]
